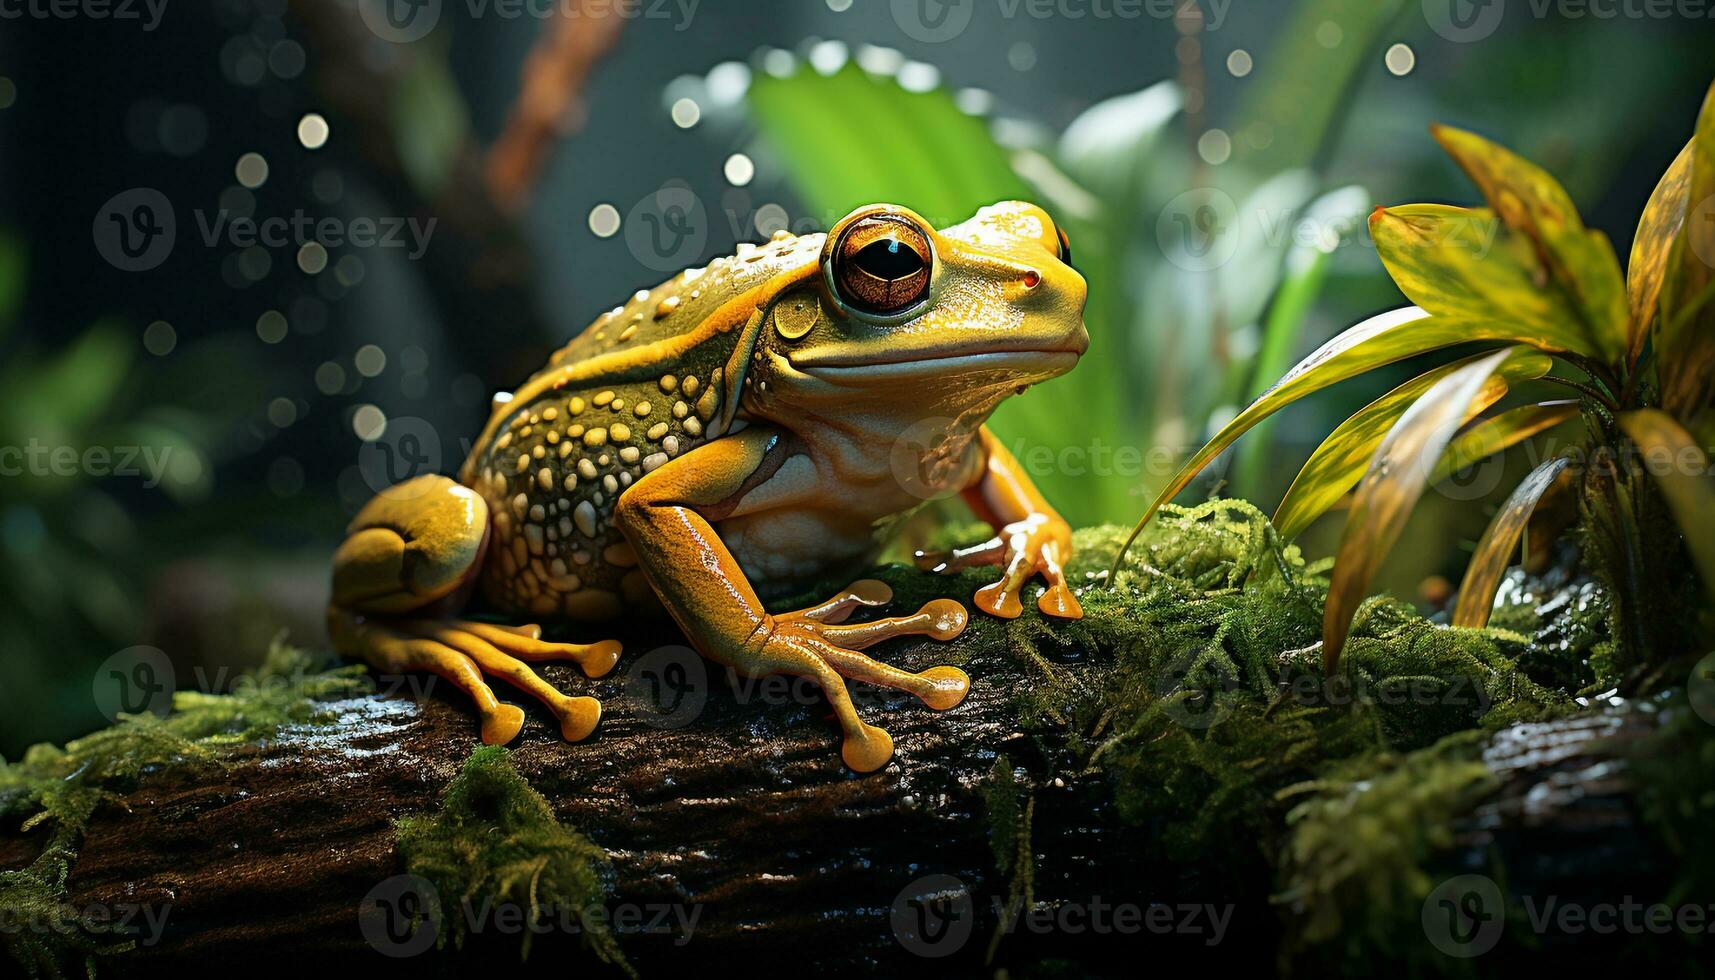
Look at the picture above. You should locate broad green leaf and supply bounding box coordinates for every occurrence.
[1056,81,1179,203]
[1431,125,1628,365]
[748,63,1030,229]
[1657,79,1715,417]
[1323,350,1516,672]
[391,46,472,200]
[1371,205,1611,359]
[994,81,1178,525]
[1430,400,1580,486]
[1113,305,1592,571]
[1619,409,1715,603]
[1451,456,1574,628]
[1625,141,1693,368]
[1272,348,1553,541]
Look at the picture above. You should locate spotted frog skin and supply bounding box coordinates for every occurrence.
[327,201,1087,772]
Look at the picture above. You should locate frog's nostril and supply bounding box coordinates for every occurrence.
[1022,270,1042,289]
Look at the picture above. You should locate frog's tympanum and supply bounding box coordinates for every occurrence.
[328,202,1088,771]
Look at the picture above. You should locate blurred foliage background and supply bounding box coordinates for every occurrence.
[0,0,1709,755]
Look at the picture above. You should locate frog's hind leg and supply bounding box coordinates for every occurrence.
[327,475,620,744]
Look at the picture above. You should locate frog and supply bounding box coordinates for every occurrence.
[327,201,1087,772]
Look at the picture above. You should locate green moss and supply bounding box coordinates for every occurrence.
[893,502,1599,964]
[0,825,133,980]
[0,640,369,978]
[393,745,629,974]
[1273,731,1498,966]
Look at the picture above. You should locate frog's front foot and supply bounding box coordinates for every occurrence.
[915,513,1083,620]
[330,609,619,744]
[748,579,972,772]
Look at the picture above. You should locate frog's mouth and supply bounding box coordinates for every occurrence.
[792,346,1083,382]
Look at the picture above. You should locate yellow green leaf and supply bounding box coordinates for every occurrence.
[1371,204,1614,361]
[1657,80,1715,417]
[1618,409,1715,603]
[1430,400,1580,487]
[1451,457,1574,628]
[1626,141,1693,368]
[1430,124,1629,365]
[1113,305,1590,572]
[1323,350,1515,673]
[1272,348,1553,541]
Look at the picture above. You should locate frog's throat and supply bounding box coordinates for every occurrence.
[459,269,809,484]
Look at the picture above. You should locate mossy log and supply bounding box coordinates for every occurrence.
[0,514,1700,977]
[0,612,1181,977]
[0,641,1683,978]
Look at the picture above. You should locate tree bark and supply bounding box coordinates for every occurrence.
[0,617,1682,978]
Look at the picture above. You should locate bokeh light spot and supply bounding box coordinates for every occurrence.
[143,321,176,356]
[723,154,755,187]
[235,152,269,189]
[588,203,621,238]
[352,404,387,442]
[297,113,329,149]
[1386,43,1417,76]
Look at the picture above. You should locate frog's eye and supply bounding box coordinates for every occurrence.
[1056,227,1074,269]
[829,215,932,317]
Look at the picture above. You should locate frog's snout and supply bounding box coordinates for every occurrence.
[1004,201,1071,267]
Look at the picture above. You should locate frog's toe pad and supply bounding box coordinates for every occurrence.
[974,581,1025,619]
[578,640,624,679]
[916,666,971,711]
[841,723,895,773]
[919,599,969,641]
[481,704,528,745]
[558,696,602,742]
[1037,582,1083,619]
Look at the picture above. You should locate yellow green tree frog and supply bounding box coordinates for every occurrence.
[327,202,1087,772]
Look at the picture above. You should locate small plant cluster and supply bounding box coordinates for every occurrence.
[1116,76,1715,684]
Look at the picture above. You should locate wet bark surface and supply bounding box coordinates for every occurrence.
[0,615,1680,978]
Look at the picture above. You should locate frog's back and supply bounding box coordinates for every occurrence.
[461,232,824,619]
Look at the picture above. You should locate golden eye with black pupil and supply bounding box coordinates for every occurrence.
[831,215,932,316]
[1056,227,1074,269]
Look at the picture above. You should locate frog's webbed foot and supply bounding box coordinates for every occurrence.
[329,609,618,744]
[327,474,620,745]
[915,513,1083,620]
[751,579,971,772]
